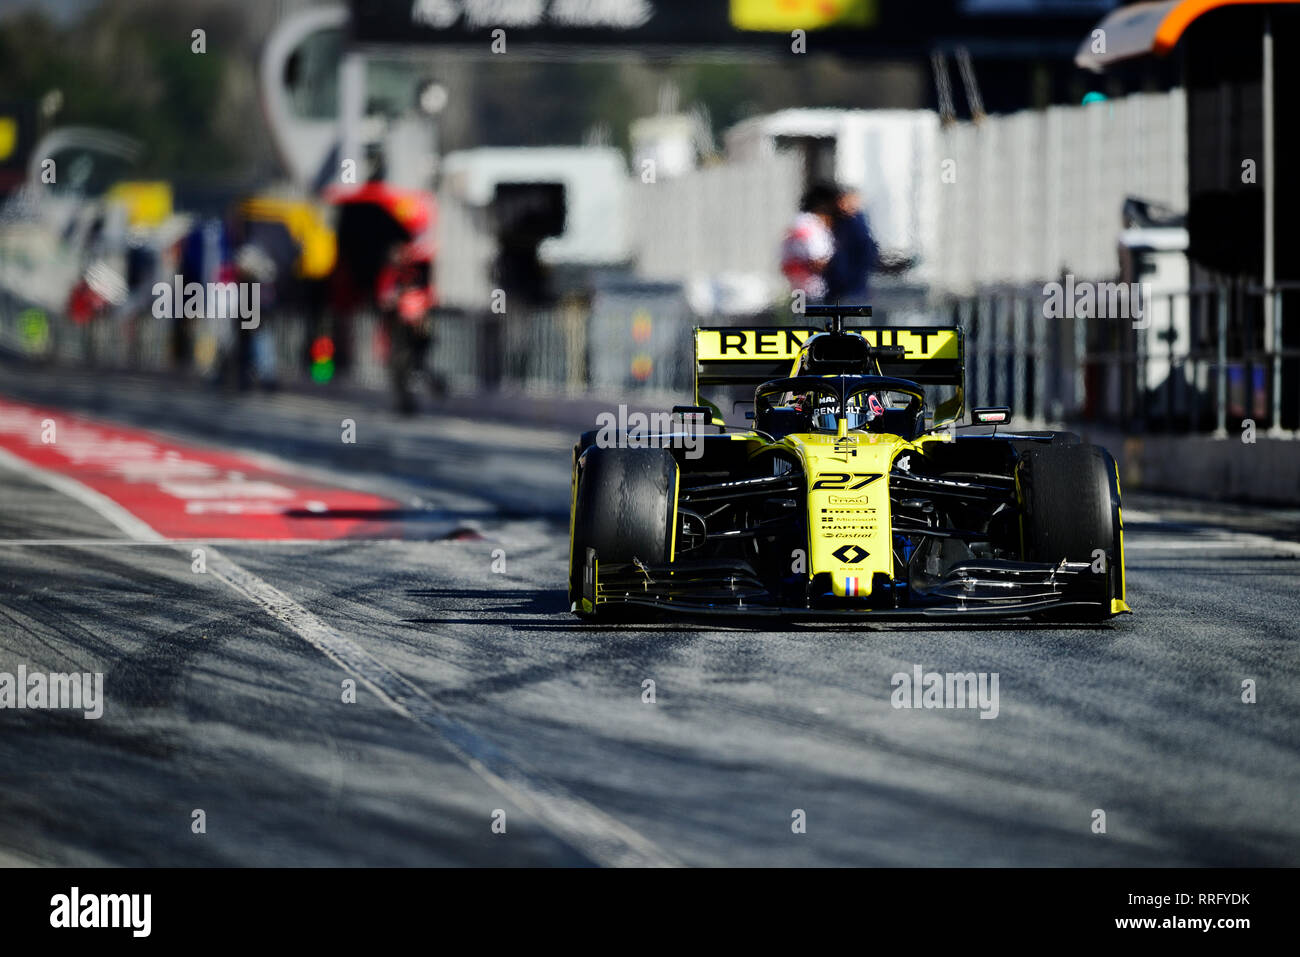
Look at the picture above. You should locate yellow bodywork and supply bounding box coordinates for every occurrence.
[693,325,964,428]
[775,430,951,598]
[1112,460,1132,614]
[238,196,337,279]
[570,319,1129,618]
[730,0,877,31]
[105,181,173,227]
[694,327,960,365]
[691,323,965,599]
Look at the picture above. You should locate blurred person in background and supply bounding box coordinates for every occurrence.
[825,186,878,305]
[377,241,436,415]
[214,243,276,391]
[781,182,838,305]
[178,218,229,371]
[237,244,279,391]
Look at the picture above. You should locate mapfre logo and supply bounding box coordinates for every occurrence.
[827,495,874,505]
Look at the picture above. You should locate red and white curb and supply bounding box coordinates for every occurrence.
[0,398,398,540]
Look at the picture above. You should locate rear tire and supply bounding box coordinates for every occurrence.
[1019,443,1123,621]
[569,447,678,617]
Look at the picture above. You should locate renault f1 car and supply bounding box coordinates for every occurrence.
[569,305,1130,622]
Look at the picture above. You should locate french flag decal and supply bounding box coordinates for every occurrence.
[845,576,861,597]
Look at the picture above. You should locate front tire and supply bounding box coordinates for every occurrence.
[569,447,678,617]
[1019,443,1124,621]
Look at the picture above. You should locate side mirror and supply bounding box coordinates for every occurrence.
[971,407,1011,426]
[672,405,713,425]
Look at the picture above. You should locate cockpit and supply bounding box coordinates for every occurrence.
[755,375,928,439]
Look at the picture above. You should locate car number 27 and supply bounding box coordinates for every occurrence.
[811,472,882,491]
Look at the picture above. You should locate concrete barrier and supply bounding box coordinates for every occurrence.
[1081,426,1300,506]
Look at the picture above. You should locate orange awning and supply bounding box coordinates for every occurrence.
[1076,0,1297,71]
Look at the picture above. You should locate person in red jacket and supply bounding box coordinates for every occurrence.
[781,183,838,305]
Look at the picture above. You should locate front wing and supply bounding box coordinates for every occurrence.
[576,549,1114,621]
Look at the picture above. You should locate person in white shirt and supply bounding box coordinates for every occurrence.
[781,183,838,304]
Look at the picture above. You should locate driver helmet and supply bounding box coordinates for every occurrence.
[813,391,885,431]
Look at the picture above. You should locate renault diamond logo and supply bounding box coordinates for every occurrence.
[832,544,869,564]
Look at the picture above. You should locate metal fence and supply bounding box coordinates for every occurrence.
[0,291,691,400]
[943,283,1298,434]
[3,278,1293,434]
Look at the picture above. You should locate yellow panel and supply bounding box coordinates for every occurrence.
[731,0,877,31]
[240,196,338,279]
[860,328,960,360]
[792,432,908,598]
[696,327,959,362]
[0,117,16,161]
[696,327,811,361]
[105,181,173,226]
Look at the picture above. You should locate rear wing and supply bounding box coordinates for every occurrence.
[694,325,965,425]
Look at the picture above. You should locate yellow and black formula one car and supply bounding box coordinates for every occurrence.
[569,305,1130,622]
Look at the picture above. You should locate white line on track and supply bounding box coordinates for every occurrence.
[1127,535,1300,555]
[0,446,677,867]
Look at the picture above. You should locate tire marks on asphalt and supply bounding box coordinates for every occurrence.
[0,443,677,867]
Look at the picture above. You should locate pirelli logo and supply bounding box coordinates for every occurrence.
[695,327,959,362]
